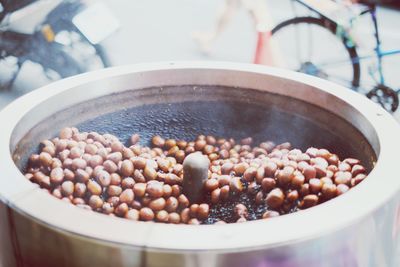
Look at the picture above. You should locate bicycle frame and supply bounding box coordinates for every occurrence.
[294,0,400,87]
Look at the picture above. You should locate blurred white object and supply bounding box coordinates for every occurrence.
[73,2,120,44]
[1,0,62,34]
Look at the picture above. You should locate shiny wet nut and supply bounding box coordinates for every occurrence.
[171,185,181,197]
[168,212,181,224]
[103,160,117,173]
[165,173,181,185]
[302,165,316,181]
[61,181,74,197]
[338,162,351,172]
[353,173,367,186]
[70,147,83,159]
[236,217,247,223]
[89,155,103,168]
[255,191,264,205]
[229,177,243,193]
[351,164,365,177]
[132,157,147,170]
[336,184,350,195]
[309,178,322,194]
[219,149,229,159]
[163,184,172,198]
[203,145,214,155]
[220,185,230,201]
[266,188,284,209]
[344,158,360,166]
[133,170,146,183]
[276,166,294,186]
[120,160,134,177]
[96,170,111,187]
[204,178,219,191]
[107,152,122,164]
[327,154,339,165]
[178,194,190,208]
[121,177,136,189]
[166,197,179,212]
[130,134,140,145]
[321,183,337,200]
[75,169,90,183]
[119,189,134,204]
[234,203,248,218]
[262,210,280,219]
[147,195,166,211]
[111,142,124,153]
[311,157,328,169]
[72,198,85,205]
[301,194,319,209]
[125,209,140,221]
[87,180,102,195]
[63,169,75,181]
[177,140,188,149]
[233,162,249,176]
[287,190,299,202]
[88,195,103,210]
[255,167,265,183]
[189,204,199,217]
[39,152,53,167]
[194,139,206,151]
[261,178,276,192]
[156,210,169,223]
[140,207,155,221]
[146,181,163,198]
[107,185,122,197]
[59,127,73,139]
[247,181,259,195]
[243,167,257,182]
[50,167,64,184]
[218,175,231,187]
[334,171,352,185]
[314,165,327,178]
[144,166,157,180]
[264,162,278,177]
[197,203,210,220]
[133,183,146,197]
[291,173,305,188]
[188,218,201,225]
[152,136,165,148]
[240,137,253,146]
[116,203,129,217]
[211,188,221,204]
[180,208,190,223]
[102,203,114,215]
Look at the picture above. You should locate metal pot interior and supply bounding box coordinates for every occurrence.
[12,85,376,173]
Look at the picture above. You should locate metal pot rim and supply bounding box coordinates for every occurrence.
[0,61,399,251]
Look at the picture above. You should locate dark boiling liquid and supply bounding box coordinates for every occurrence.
[204,178,299,224]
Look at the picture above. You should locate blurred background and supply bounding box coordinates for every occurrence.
[0,0,399,117]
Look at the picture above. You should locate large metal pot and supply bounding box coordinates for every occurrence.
[0,62,399,267]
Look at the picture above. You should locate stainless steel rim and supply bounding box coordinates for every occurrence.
[0,61,399,252]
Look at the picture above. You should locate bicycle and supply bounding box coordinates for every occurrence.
[260,0,400,112]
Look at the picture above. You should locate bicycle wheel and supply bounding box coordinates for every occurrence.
[270,17,360,88]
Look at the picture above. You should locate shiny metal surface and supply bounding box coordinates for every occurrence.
[0,62,399,267]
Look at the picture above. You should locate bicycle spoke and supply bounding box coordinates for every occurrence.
[307,23,313,62]
[270,17,359,88]
[321,72,354,87]
[295,25,302,65]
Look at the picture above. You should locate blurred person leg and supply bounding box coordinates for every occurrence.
[192,0,241,54]
[193,0,283,65]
